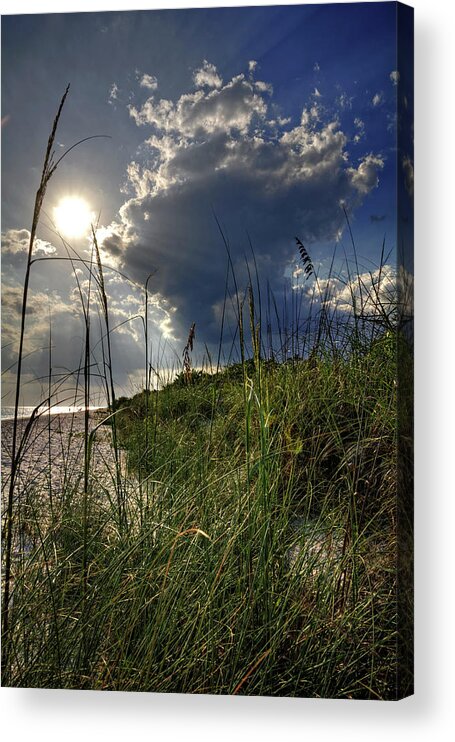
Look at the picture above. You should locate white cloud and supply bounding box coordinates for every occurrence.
[248,60,258,73]
[129,73,267,138]
[1,285,74,318]
[254,80,273,94]
[390,70,400,86]
[109,82,119,103]
[313,87,322,98]
[337,92,353,110]
[313,62,320,72]
[1,284,82,373]
[193,60,222,89]
[372,92,383,107]
[139,73,158,91]
[347,154,384,195]
[296,264,399,319]
[2,228,56,256]
[353,117,365,144]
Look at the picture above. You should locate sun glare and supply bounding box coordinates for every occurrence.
[54,197,94,238]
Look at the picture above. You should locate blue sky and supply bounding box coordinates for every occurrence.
[1,2,413,404]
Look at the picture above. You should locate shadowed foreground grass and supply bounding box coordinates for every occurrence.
[2,330,408,698]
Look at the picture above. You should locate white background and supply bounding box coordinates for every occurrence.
[1,0,454,740]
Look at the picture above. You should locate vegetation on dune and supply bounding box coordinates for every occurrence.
[1,88,413,698]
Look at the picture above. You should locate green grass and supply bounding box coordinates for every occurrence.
[2,330,408,698]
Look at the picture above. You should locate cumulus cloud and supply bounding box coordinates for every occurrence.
[1,250,156,404]
[295,264,399,320]
[372,92,383,107]
[301,263,412,328]
[1,284,84,393]
[390,70,400,86]
[2,228,56,256]
[1,222,166,403]
[104,62,385,344]
[1,285,74,321]
[129,73,267,136]
[95,223,128,261]
[254,80,273,94]
[347,154,384,195]
[139,73,158,91]
[193,60,222,89]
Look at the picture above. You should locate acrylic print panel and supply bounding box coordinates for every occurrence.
[1,1,413,699]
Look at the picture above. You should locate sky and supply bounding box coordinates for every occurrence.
[1,2,414,405]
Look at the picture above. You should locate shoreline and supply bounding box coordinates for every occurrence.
[1,408,118,500]
[1,407,108,424]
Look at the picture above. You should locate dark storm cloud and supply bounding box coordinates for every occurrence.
[97,63,385,344]
[98,229,124,257]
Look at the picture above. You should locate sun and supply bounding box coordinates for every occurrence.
[53,197,94,238]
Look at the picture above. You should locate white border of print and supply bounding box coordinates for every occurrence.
[1,1,454,741]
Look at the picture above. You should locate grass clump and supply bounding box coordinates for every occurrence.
[3,330,405,698]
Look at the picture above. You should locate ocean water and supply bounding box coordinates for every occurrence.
[1,405,102,421]
[1,406,120,500]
